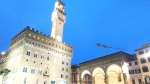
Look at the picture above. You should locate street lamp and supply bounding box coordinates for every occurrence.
[1,52,6,55]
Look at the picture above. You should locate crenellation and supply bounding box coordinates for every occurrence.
[11,26,29,41]
[31,28,34,31]
[35,30,38,33]
[10,27,73,51]
[25,26,30,30]
[40,32,42,35]
[58,0,65,6]
[43,33,46,36]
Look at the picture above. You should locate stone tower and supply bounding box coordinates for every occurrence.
[51,0,66,42]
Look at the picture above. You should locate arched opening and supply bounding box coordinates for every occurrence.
[92,67,105,84]
[81,70,92,84]
[83,74,92,84]
[106,64,124,84]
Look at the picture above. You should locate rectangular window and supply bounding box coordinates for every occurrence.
[61,74,63,78]
[138,51,144,55]
[145,77,150,84]
[47,57,49,60]
[66,69,68,72]
[129,63,132,66]
[51,81,55,84]
[66,62,68,66]
[146,49,150,53]
[66,75,68,79]
[44,81,46,84]
[129,70,134,74]
[140,58,146,64]
[135,61,138,65]
[62,68,64,71]
[132,79,135,84]
[138,79,142,84]
[148,57,150,62]
[142,66,149,72]
[135,69,141,74]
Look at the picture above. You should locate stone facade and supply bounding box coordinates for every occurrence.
[71,44,150,84]
[71,65,80,84]
[0,0,73,84]
[79,51,133,84]
[135,43,150,84]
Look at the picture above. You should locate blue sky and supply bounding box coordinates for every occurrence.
[0,0,150,64]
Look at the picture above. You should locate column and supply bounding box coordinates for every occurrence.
[92,77,95,84]
[123,73,127,84]
[105,75,108,84]
[80,79,82,84]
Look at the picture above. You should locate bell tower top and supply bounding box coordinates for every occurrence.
[51,0,66,42]
[54,0,65,11]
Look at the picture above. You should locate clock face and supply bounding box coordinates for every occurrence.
[56,35,61,41]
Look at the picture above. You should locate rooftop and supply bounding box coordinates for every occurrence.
[135,43,150,51]
[80,51,134,64]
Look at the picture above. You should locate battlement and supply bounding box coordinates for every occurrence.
[11,26,73,48]
[58,0,65,6]
[11,26,53,41]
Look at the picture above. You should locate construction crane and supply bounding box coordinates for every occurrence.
[96,43,129,56]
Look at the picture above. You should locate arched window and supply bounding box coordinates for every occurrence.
[26,50,31,56]
[66,62,69,66]
[31,68,35,74]
[38,69,42,75]
[66,69,68,72]
[41,54,44,59]
[66,75,68,79]
[23,67,27,73]
[34,52,38,58]
[140,58,146,64]
[61,74,63,78]
[47,57,49,60]
[62,68,64,71]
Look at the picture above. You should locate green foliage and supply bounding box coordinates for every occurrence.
[0,69,10,75]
